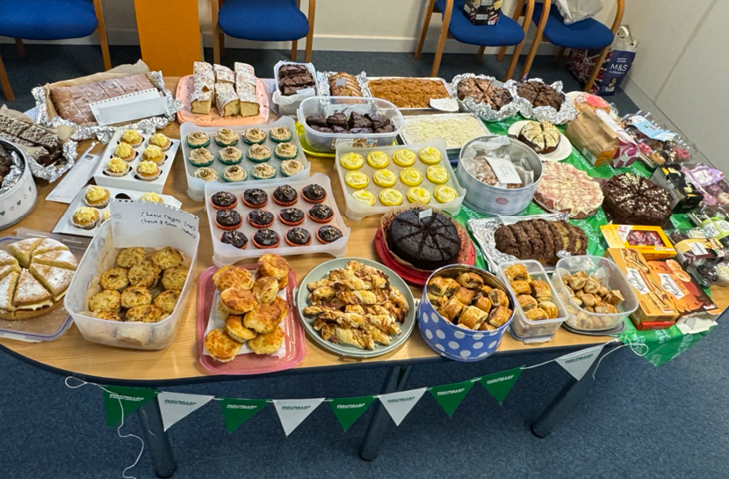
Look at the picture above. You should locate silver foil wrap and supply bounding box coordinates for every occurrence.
[449,74,520,122]
[0,148,24,196]
[514,79,578,125]
[315,71,370,97]
[467,213,570,272]
[32,71,183,143]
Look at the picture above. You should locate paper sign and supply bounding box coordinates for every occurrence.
[90,89,167,126]
[379,388,427,426]
[419,209,433,220]
[330,396,375,431]
[479,367,522,405]
[429,98,459,112]
[219,399,268,433]
[103,386,158,427]
[46,151,100,203]
[555,344,605,380]
[110,201,199,253]
[484,156,521,185]
[429,381,473,417]
[335,78,347,87]
[273,398,325,436]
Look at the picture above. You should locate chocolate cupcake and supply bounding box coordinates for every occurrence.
[211,191,238,210]
[215,210,242,231]
[273,185,298,206]
[285,227,311,247]
[279,207,305,226]
[248,209,274,228]
[242,188,268,208]
[220,231,248,249]
[308,204,333,224]
[253,229,280,249]
[317,225,343,244]
[302,184,326,204]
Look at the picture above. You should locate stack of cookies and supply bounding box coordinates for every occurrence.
[494,219,587,265]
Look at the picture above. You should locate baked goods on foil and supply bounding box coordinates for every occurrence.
[457,77,513,110]
[328,72,363,96]
[535,162,603,218]
[601,173,672,226]
[494,219,587,265]
[518,121,561,154]
[515,79,576,125]
[0,114,65,167]
[367,78,451,109]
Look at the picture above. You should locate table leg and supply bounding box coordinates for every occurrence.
[359,365,412,461]
[531,344,619,438]
[137,399,177,478]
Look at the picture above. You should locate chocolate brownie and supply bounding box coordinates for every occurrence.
[387,208,461,270]
[349,112,373,130]
[326,112,349,129]
[601,173,672,226]
[366,113,390,130]
[517,82,564,110]
[374,124,395,133]
[306,115,328,128]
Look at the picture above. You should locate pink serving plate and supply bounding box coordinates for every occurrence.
[197,265,306,375]
[176,75,270,126]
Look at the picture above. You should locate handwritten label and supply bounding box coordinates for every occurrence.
[484,156,520,185]
[419,209,433,220]
[335,78,347,87]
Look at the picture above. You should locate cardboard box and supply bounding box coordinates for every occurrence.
[463,0,502,25]
[601,224,676,260]
[647,260,721,318]
[565,109,618,167]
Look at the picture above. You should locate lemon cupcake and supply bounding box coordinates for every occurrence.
[419,146,442,165]
[186,131,210,149]
[393,149,416,167]
[379,188,404,206]
[434,185,458,203]
[84,186,110,208]
[72,206,100,230]
[214,128,239,147]
[280,159,304,177]
[269,126,292,143]
[100,210,112,224]
[104,157,131,177]
[136,160,161,181]
[274,142,298,160]
[400,168,423,186]
[340,152,364,170]
[189,147,214,167]
[367,151,390,169]
[194,167,218,182]
[373,169,397,188]
[218,146,243,165]
[139,192,164,203]
[352,190,376,207]
[407,187,431,204]
[243,127,267,145]
[149,133,172,151]
[142,145,165,165]
[247,144,272,163]
[113,142,135,162]
[345,171,369,189]
[120,130,143,147]
[223,165,247,182]
[426,165,449,184]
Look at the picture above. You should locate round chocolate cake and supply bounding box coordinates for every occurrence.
[386,208,461,271]
[601,173,672,226]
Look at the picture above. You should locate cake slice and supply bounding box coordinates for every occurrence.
[32,238,69,257]
[0,264,21,282]
[0,250,19,267]
[7,237,44,267]
[13,269,52,311]
[0,271,19,312]
[30,263,74,301]
[32,249,78,271]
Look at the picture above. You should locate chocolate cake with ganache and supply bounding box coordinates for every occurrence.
[386,208,461,271]
[601,173,673,226]
[517,81,564,109]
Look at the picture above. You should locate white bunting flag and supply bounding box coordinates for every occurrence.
[158,392,214,431]
[378,387,427,426]
[273,398,325,436]
[555,344,606,380]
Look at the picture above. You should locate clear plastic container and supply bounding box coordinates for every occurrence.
[552,255,639,332]
[497,260,568,343]
[296,96,404,154]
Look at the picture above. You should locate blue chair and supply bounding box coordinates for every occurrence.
[518,0,625,91]
[415,0,535,79]
[212,0,316,65]
[0,0,111,101]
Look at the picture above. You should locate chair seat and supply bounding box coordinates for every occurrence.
[0,0,97,40]
[435,0,525,46]
[219,0,309,42]
[531,3,613,49]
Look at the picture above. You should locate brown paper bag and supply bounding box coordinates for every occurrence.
[565,109,618,167]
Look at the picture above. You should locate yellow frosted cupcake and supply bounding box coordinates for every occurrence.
[345,171,369,189]
[426,165,449,184]
[120,130,143,147]
[379,188,403,206]
[72,206,100,230]
[340,152,365,170]
[113,142,135,162]
[104,157,131,177]
[407,187,431,204]
[392,149,416,167]
[136,160,160,181]
[139,192,164,203]
[434,185,458,203]
[84,185,110,208]
[149,133,171,151]
[352,190,376,207]
[142,145,165,165]
[367,151,390,169]
[373,169,397,188]
[100,210,112,224]
[419,146,442,165]
[400,168,423,186]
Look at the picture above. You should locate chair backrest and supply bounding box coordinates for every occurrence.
[536,0,625,34]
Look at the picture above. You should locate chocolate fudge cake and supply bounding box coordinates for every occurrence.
[386,208,461,271]
[456,77,513,110]
[517,81,564,109]
[601,173,673,226]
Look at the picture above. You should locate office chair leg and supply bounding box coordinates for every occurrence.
[415,0,436,60]
[213,25,221,64]
[476,46,486,62]
[584,46,609,92]
[554,46,565,65]
[14,39,26,59]
[291,40,298,61]
[0,52,14,102]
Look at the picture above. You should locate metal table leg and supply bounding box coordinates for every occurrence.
[531,344,619,438]
[359,365,413,461]
[137,398,177,478]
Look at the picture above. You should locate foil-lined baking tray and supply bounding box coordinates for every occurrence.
[449,74,520,122]
[315,71,369,97]
[514,78,578,125]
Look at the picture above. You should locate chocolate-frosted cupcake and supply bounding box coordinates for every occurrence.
[220,231,248,249]
[211,191,238,210]
[248,209,274,228]
[285,227,311,247]
[317,225,343,244]
[273,185,298,206]
[308,204,333,224]
[215,210,242,231]
[242,188,268,208]
[253,229,280,249]
[279,207,305,226]
[302,184,326,204]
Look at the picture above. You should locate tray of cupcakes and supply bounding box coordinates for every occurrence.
[204,172,350,266]
[92,129,180,194]
[181,116,311,201]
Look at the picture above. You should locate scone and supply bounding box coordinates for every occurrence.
[89,290,121,313]
[162,267,188,291]
[116,247,147,268]
[273,296,289,322]
[243,302,282,334]
[120,285,153,309]
[252,276,279,303]
[257,254,291,288]
[128,260,161,288]
[225,315,257,342]
[153,290,180,314]
[220,288,256,315]
[205,328,242,362]
[99,267,129,291]
[213,266,254,291]
[248,326,284,355]
[126,304,167,323]
[151,247,183,270]
[94,311,122,321]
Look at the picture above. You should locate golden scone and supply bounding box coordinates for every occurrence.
[243,302,282,334]
[220,288,257,315]
[273,296,289,322]
[94,311,121,321]
[99,267,129,291]
[126,304,168,323]
[116,247,146,268]
[128,260,161,288]
[151,247,183,270]
[248,326,284,355]
[89,289,121,313]
[162,267,188,291]
[213,266,254,291]
[154,289,180,314]
[257,254,290,288]
[252,276,279,303]
[205,328,242,362]
[225,315,257,342]
[120,286,153,309]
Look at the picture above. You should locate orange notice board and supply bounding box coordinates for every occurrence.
[133,0,202,76]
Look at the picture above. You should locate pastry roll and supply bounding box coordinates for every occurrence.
[427,276,459,297]
[510,280,531,295]
[488,305,512,328]
[566,275,587,291]
[582,278,602,294]
[427,293,447,309]
[453,286,475,305]
[517,294,538,311]
[438,297,464,322]
[214,64,235,83]
[503,264,529,282]
[525,307,548,321]
[604,290,625,306]
[489,288,510,308]
[530,280,552,301]
[538,300,559,319]
[594,304,618,314]
[473,294,492,313]
[479,321,497,331]
[458,306,488,330]
[456,272,484,289]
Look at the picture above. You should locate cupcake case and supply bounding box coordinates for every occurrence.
[181,116,311,202]
[204,172,350,265]
[334,139,465,221]
[92,129,181,194]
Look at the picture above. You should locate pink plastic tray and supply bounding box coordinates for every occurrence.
[176,75,270,126]
[197,265,306,375]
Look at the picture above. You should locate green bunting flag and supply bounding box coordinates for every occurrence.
[329,395,376,431]
[102,386,158,427]
[218,399,268,433]
[429,380,474,417]
[479,367,522,405]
